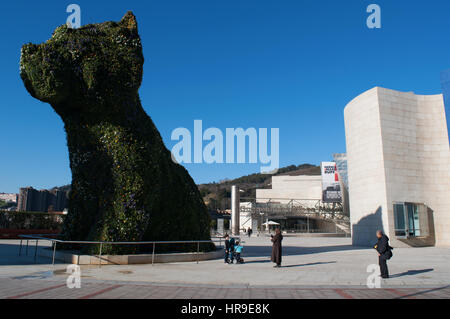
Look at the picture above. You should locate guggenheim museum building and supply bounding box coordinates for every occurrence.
[344,70,450,248]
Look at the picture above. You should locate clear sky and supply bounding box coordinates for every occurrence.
[1,0,450,193]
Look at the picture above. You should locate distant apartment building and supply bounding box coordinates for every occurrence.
[17,187,68,212]
[0,193,18,203]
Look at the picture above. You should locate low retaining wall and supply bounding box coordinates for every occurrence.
[39,247,223,265]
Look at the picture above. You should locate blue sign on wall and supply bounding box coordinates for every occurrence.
[441,69,450,142]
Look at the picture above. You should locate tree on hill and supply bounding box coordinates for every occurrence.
[198,164,320,211]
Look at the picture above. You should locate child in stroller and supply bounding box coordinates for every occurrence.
[232,241,244,264]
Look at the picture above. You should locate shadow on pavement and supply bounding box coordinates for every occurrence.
[281,261,337,268]
[244,245,369,257]
[391,269,434,278]
[0,242,59,266]
[244,259,271,264]
[395,285,450,299]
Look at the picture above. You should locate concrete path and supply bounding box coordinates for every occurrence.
[1,277,450,299]
[1,237,450,299]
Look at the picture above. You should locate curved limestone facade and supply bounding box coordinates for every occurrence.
[344,87,450,247]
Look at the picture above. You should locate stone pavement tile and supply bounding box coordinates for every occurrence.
[383,288,416,299]
[89,285,131,299]
[3,278,450,299]
[148,286,181,299]
[4,281,66,299]
[332,288,353,299]
[0,279,35,298]
[189,287,218,299]
[272,289,295,299]
[436,288,450,298]
[209,287,244,299]
[320,289,345,299]
[264,288,276,298]
[141,287,169,299]
[248,288,269,299]
[194,287,220,299]
[241,288,252,299]
[281,289,298,299]
[175,287,201,299]
[393,287,450,299]
[130,285,171,299]
[78,284,123,299]
[90,284,152,299]
[172,287,203,299]
[202,287,225,299]
[223,288,245,299]
[290,289,316,299]
[291,289,314,299]
[346,289,395,299]
[19,282,112,299]
[203,287,228,299]
[137,285,168,299]
[311,289,341,299]
[426,287,450,299]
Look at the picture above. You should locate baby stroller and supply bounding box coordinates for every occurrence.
[232,242,244,264]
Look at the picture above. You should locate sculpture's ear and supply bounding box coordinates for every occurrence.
[120,11,138,32]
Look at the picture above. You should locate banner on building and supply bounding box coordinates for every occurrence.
[321,162,342,203]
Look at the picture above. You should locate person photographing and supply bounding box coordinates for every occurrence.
[374,230,393,278]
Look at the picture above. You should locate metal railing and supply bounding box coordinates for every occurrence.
[18,234,226,267]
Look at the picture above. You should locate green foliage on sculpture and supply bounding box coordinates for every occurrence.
[19,12,212,254]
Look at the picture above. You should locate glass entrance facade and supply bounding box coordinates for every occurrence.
[394,202,422,238]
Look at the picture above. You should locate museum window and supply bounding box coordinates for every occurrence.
[394,202,422,238]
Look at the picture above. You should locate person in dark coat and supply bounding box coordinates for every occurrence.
[374,230,393,278]
[271,228,283,268]
[224,234,235,264]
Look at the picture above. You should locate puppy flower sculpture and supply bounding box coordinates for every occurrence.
[20,12,211,253]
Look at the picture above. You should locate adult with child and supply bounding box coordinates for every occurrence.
[271,228,283,268]
[224,234,235,264]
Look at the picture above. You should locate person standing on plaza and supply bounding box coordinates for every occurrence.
[271,228,283,268]
[374,230,393,278]
[224,234,235,264]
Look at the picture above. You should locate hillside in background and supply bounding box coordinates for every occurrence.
[198,164,320,211]
[52,164,321,212]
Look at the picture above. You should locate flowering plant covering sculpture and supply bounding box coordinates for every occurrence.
[20,12,211,253]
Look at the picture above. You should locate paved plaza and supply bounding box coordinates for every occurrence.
[1,236,449,299]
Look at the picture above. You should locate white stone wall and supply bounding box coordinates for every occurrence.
[345,87,390,246]
[345,87,450,247]
[256,175,322,205]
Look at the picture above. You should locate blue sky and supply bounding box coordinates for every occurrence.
[1,0,450,193]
